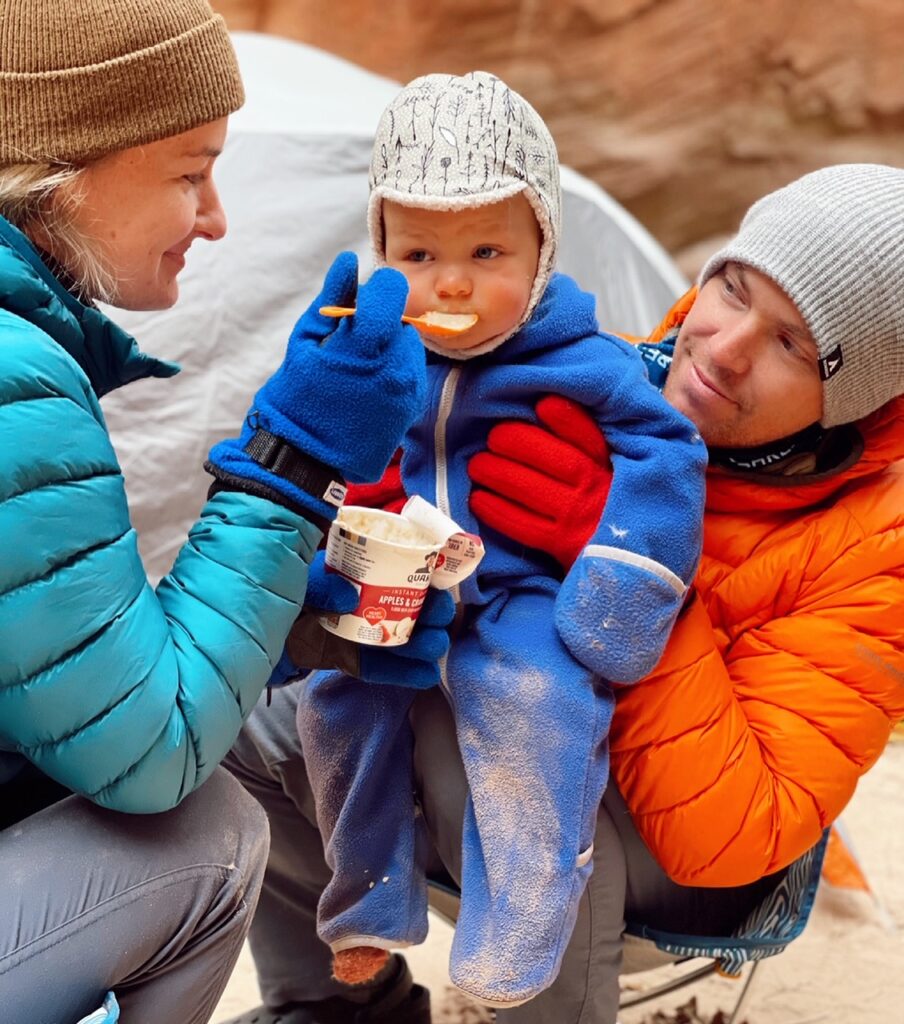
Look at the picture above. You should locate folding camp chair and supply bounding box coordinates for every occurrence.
[426,830,829,1021]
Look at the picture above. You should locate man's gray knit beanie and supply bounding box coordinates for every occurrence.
[368,70,560,358]
[700,163,904,428]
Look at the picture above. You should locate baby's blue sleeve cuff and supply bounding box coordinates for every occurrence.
[555,545,687,682]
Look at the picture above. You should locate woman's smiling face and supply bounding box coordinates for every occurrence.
[49,118,230,311]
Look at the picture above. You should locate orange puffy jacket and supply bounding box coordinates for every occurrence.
[610,290,904,886]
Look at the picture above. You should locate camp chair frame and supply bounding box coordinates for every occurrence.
[618,951,759,1021]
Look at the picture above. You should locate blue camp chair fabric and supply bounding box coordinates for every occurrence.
[74,992,119,1024]
[626,831,830,976]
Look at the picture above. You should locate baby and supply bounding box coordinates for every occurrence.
[298,71,707,1008]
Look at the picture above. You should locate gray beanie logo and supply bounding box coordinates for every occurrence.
[700,163,904,428]
[818,346,844,382]
[368,71,561,358]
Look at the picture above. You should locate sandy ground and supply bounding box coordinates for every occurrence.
[213,741,904,1024]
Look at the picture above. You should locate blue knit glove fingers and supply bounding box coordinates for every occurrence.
[378,587,455,661]
[359,588,455,688]
[304,551,359,614]
[411,587,456,629]
[329,265,412,360]
[288,250,360,348]
[356,651,440,689]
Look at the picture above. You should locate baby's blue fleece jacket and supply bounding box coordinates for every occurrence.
[301,271,707,1007]
[405,271,706,679]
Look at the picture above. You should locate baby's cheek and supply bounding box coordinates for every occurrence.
[402,276,431,317]
[497,278,533,321]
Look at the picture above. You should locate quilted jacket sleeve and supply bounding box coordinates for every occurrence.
[0,320,320,813]
[609,472,904,885]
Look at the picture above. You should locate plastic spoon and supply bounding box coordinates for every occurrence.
[320,305,479,338]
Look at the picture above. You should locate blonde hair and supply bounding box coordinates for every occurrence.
[0,162,116,302]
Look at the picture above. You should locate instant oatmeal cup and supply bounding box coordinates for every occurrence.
[319,498,484,647]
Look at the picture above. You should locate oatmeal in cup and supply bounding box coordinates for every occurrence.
[319,506,444,646]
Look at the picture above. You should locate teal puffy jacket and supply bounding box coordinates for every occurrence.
[0,217,320,817]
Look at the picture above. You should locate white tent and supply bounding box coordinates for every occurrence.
[104,33,687,582]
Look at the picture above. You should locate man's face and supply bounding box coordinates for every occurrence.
[382,194,541,352]
[663,263,823,447]
[54,118,229,310]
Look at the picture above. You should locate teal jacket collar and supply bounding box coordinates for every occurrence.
[0,216,179,397]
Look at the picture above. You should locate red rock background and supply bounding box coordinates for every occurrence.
[213,0,904,270]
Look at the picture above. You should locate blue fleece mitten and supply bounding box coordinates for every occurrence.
[271,552,455,687]
[208,252,426,522]
[358,587,454,688]
[304,550,361,614]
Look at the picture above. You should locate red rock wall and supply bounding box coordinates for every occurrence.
[214,0,904,265]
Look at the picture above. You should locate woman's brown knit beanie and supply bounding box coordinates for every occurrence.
[0,0,244,164]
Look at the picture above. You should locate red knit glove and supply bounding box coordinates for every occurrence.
[343,448,406,513]
[468,396,612,570]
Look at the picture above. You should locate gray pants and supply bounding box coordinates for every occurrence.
[0,767,269,1024]
[226,685,779,1023]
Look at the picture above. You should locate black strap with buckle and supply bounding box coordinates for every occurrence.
[243,426,346,507]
